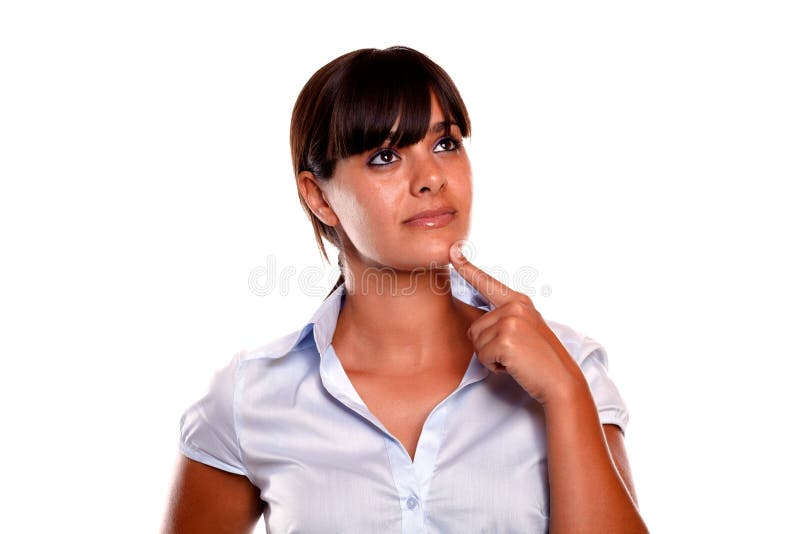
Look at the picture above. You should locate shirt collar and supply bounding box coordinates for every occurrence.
[286,265,494,359]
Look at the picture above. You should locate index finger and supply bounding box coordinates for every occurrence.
[449,241,518,307]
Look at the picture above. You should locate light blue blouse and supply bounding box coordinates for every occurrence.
[179,266,629,533]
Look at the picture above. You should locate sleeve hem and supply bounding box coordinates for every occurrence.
[179,441,250,477]
[598,410,629,437]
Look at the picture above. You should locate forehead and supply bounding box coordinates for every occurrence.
[388,93,451,135]
[327,77,469,167]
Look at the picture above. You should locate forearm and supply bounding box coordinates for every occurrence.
[542,375,648,533]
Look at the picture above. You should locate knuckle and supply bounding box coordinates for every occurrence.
[497,336,513,351]
[501,315,519,329]
[509,299,527,313]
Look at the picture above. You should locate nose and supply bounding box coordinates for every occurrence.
[410,154,447,195]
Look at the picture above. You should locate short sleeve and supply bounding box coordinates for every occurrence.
[178,350,251,479]
[578,342,630,435]
[545,320,630,435]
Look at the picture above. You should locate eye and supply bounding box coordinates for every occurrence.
[433,136,462,153]
[368,149,399,166]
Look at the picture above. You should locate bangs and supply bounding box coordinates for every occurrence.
[326,48,471,162]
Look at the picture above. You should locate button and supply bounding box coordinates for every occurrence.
[406,496,418,510]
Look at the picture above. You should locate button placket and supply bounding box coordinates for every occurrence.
[383,437,425,533]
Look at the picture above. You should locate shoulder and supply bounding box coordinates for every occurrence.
[240,323,315,363]
[543,318,608,367]
[225,323,320,394]
[182,324,316,430]
[203,325,313,380]
[192,324,316,398]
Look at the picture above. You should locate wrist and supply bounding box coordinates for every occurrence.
[538,369,591,409]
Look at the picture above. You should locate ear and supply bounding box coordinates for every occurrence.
[297,171,339,227]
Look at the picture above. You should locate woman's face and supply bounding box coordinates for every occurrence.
[322,94,472,272]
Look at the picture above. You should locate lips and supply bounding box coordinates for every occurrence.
[402,207,457,229]
[403,207,456,223]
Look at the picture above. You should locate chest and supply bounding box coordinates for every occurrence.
[345,369,464,461]
[239,367,551,533]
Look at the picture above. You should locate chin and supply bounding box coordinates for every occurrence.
[396,243,458,271]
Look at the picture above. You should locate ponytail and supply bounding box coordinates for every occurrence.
[325,273,345,299]
[325,252,345,299]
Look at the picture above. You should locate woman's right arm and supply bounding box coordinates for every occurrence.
[162,456,265,534]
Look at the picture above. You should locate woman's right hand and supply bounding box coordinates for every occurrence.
[162,456,264,534]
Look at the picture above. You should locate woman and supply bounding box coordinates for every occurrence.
[164,46,648,533]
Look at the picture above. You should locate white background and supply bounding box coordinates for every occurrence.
[1,1,798,532]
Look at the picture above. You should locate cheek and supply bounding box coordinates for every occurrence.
[451,166,473,208]
[337,184,402,246]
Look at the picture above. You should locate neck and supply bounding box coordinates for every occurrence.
[331,259,477,374]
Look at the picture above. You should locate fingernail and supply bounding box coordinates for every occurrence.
[451,242,465,263]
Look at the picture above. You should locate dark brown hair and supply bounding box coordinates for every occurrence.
[289,46,472,298]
